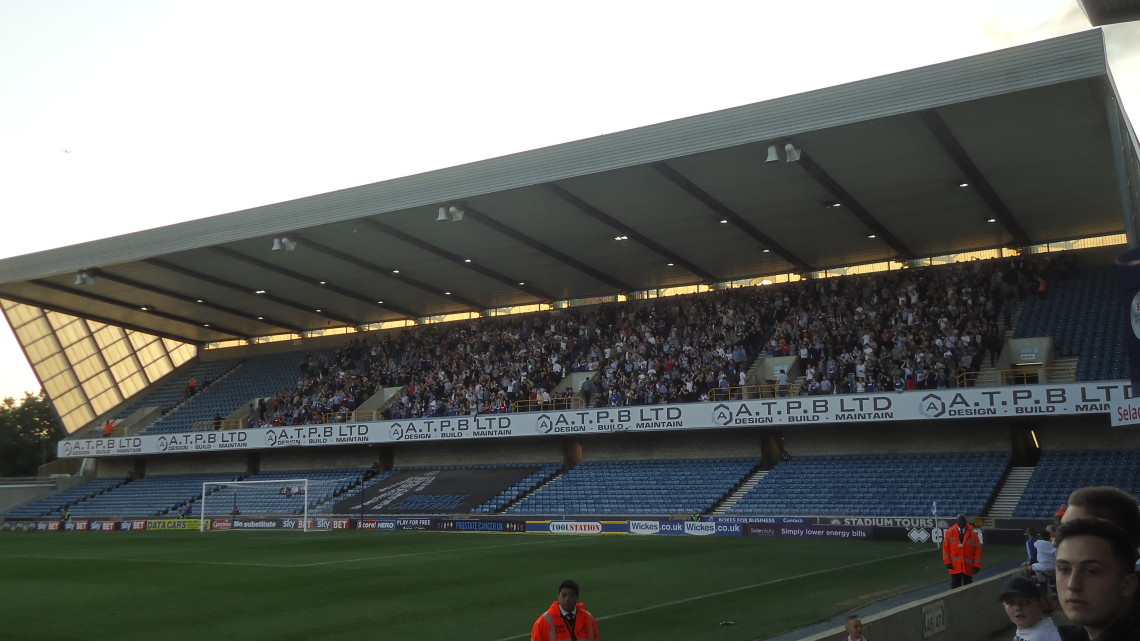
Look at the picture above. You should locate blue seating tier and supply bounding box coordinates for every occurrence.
[729,452,1009,517]
[507,458,757,515]
[1013,450,1140,518]
[1014,266,1128,380]
[4,478,126,519]
[53,473,240,518]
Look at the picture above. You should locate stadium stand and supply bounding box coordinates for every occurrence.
[1012,450,1140,519]
[728,452,1009,517]
[3,478,125,519]
[107,357,240,427]
[1013,265,1129,380]
[108,251,1126,438]
[141,350,337,434]
[507,458,757,515]
[471,463,562,513]
[328,463,566,515]
[55,473,240,518]
[3,252,1133,522]
[190,467,371,517]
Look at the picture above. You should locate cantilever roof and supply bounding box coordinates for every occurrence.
[0,30,1134,346]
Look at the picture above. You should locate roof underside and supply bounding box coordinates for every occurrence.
[0,30,1132,346]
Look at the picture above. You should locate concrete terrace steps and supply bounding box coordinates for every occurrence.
[989,466,1035,518]
[711,469,767,515]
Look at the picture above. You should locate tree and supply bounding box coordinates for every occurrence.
[0,392,65,477]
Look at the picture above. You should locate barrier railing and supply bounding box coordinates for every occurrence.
[706,366,1080,402]
[708,383,803,401]
[183,366,1083,432]
[323,409,382,424]
[191,418,243,432]
[956,366,1076,388]
[512,397,584,413]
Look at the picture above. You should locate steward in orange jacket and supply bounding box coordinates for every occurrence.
[531,579,599,641]
[942,514,982,589]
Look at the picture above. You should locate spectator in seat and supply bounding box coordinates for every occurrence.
[1062,487,1140,550]
[1054,518,1139,641]
[843,614,868,641]
[1026,527,1041,567]
[1028,524,1058,583]
[998,575,1061,641]
[775,368,789,397]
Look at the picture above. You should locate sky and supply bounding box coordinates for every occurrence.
[1,0,1138,402]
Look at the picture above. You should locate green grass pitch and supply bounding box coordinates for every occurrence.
[0,530,1022,640]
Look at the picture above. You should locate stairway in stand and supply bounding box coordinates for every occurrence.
[989,466,1034,518]
[711,470,766,516]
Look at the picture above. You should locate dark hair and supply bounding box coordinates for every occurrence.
[1067,486,1140,547]
[1054,517,1139,573]
[559,579,580,596]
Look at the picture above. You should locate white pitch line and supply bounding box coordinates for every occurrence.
[0,535,577,569]
[0,553,288,568]
[287,536,574,568]
[486,547,933,641]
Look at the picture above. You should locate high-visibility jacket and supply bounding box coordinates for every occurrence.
[531,602,599,641]
[942,523,982,575]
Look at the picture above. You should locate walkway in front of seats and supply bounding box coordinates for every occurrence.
[759,560,1029,641]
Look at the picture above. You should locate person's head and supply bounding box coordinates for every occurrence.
[957,513,968,528]
[1063,487,1140,548]
[843,614,864,639]
[1025,526,1038,539]
[998,575,1049,630]
[1054,518,1139,639]
[557,579,580,612]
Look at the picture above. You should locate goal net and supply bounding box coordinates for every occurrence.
[199,479,310,532]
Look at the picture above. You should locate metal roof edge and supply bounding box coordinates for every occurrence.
[0,30,1112,285]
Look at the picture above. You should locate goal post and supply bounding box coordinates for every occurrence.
[199,479,310,532]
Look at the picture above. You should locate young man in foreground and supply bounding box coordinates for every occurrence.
[1054,518,1140,641]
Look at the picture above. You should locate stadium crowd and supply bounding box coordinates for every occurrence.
[768,252,1068,396]
[241,252,1070,426]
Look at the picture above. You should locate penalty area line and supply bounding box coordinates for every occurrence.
[486,547,932,641]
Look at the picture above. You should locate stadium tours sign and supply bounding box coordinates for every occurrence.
[58,381,1134,458]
